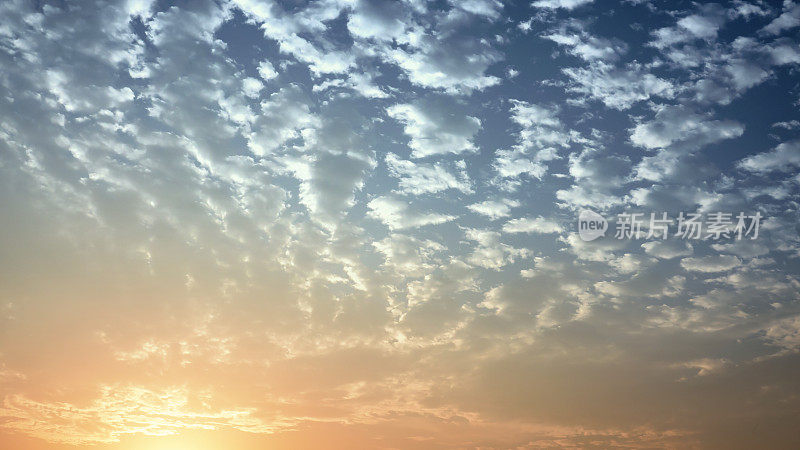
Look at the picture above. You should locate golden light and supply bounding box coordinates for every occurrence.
[123,433,223,450]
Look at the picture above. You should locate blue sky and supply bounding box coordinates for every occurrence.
[1,0,800,448]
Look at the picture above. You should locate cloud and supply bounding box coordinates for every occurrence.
[760,1,800,35]
[629,105,745,185]
[725,58,771,90]
[385,153,472,195]
[731,0,770,19]
[711,240,770,258]
[367,196,456,230]
[543,21,627,62]
[562,62,676,110]
[673,358,728,377]
[532,0,594,10]
[257,60,278,80]
[375,6,503,93]
[247,85,319,156]
[510,101,561,130]
[764,315,800,351]
[772,120,800,130]
[454,0,504,18]
[313,72,390,99]
[347,0,409,42]
[630,105,744,150]
[467,199,520,220]
[492,100,569,185]
[502,217,563,234]
[384,39,501,92]
[680,255,742,273]
[768,38,800,65]
[556,147,629,209]
[608,253,656,274]
[242,77,263,98]
[387,100,482,158]
[737,140,800,173]
[236,0,505,95]
[285,151,375,229]
[283,110,378,229]
[464,228,530,269]
[373,233,445,276]
[492,151,548,182]
[235,0,355,75]
[650,3,728,49]
[642,240,694,259]
[0,385,284,445]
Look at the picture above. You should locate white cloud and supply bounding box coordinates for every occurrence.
[247,85,318,156]
[518,17,533,33]
[650,3,728,48]
[347,0,408,41]
[731,0,769,18]
[680,255,742,273]
[45,70,135,112]
[285,151,375,228]
[464,228,530,269]
[385,153,472,195]
[492,100,569,185]
[642,240,694,259]
[493,150,547,181]
[772,120,800,130]
[242,77,263,98]
[373,233,445,276]
[454,0,504,18]
[234,0,355,75]
[387,101,481,158]
[555,146,630,210]
[711,240,770,258]
[630,105,744,150]
[565,147,631,188]
[767,38,800,65]
[380,28,502,93]
[760,1,800,35]
[543,23,627,62]
[467,199,520,220]
[510,100,561,129]
[367,196,456,230]
[673,358,728,377]
[257,60,278,80]
[345,71,391,98]
[737,140,800,173]
[563,62,676,110]
[763,315,800,351]
[502,217,563,234]
[609,253,655,274]
[313,72,389,99]
[238,0,502,94]
[725,58,771,90]
[532,0,593,10]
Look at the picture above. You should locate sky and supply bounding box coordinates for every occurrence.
[1,0,800,448]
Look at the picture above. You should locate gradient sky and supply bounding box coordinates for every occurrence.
[1,0,800,448]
